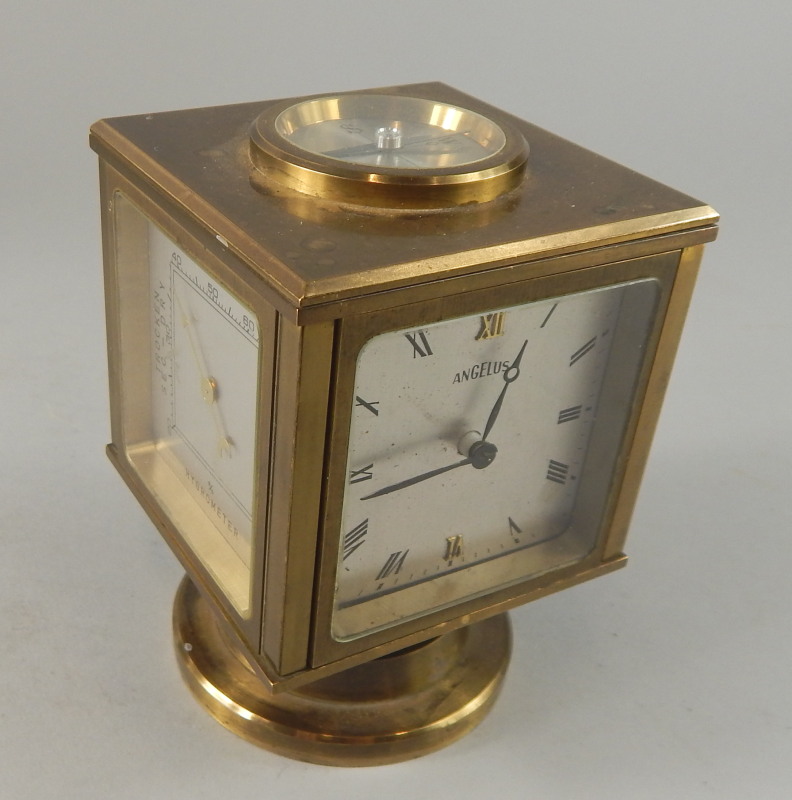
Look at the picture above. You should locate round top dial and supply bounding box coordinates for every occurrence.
[249,92,529,207]
[274,95,507,170]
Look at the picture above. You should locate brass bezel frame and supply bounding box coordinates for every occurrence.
[249,92,529,208]
[310,250,680,667]
[100,163,272,648]
[98,162,333,676]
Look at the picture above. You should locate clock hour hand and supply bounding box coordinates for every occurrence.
[361,440,497,501]
[482,339,528,441]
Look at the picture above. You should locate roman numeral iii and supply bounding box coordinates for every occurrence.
[557,405,582,424]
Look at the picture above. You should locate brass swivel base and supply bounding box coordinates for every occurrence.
[173,577,512,766]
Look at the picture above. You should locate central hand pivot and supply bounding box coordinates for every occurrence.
[361,434,498,501]
[458,430,498,469]
[468,439,498,470]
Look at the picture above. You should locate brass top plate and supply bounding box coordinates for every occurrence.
[90,82,718,314]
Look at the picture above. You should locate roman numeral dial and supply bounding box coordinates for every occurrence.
[333,278,660,639]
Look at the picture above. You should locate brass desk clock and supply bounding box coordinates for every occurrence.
[91,83,718,765]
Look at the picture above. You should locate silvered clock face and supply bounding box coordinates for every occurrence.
[333,279,659,639]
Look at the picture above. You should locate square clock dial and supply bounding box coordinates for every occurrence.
[334,279,658,639]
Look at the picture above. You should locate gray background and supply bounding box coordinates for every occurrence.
[2,2,790,798]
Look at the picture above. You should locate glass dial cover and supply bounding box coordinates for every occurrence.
[117,197,261,616]
[249,91,529,206]
[333,279,659,639]
[274,94,508,171]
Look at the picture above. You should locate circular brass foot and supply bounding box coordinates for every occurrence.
[173,577,511,766]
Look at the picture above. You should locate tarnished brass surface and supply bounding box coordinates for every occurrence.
[173,576,511,766]
[93,83,719,697]
[90,82,717,318]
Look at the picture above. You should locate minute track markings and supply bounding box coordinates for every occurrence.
[333,280,652,635]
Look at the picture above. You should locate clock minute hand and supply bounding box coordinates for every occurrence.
[361,441,498,501]
[361,457,472,501]
[482,339,528,441]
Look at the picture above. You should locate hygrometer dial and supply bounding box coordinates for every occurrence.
[118,198,261,616]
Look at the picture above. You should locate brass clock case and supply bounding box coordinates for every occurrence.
[174,577,510,766]
[90,82,719,765]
